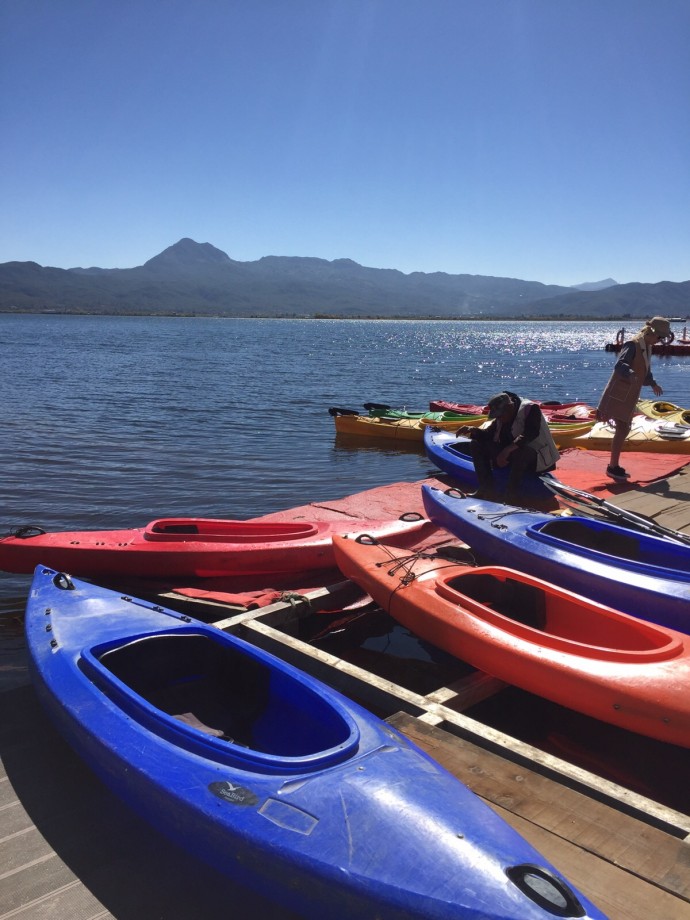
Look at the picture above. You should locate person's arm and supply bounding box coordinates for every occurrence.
[643,370,663,394]
[613,342,637,379]
[457,419,495,441]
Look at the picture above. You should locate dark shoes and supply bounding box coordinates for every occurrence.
[606,464,630,482]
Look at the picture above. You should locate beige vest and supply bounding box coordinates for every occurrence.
[598,331,649,423]
[506,399,561,472]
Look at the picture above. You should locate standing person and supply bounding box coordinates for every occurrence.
[455,391,560,502]
[597,316,671,481]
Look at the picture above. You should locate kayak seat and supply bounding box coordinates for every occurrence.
[173,710,227,739]
[450,573,547,630]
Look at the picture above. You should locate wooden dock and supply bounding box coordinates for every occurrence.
[2,459,690,919]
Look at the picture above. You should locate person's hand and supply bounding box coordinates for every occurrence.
[495,446,515,468]
[652,383,663,397]
[454,425,470,438]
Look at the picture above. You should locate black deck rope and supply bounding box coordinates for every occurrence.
[6,525,47,539]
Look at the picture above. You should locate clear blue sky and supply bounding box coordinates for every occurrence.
[2,1,688,286]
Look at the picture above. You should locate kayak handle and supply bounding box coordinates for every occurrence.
[10,525,46,539]
[328,406,360,416]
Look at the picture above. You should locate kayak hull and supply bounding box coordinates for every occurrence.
[571,419,690,453]
[421,485,690,635]
[334,412,591,444]
[25,565,606,920]
[430,400,597,422]
[332,538,690,747]
[0,516,432,579]
[332,412,480,441]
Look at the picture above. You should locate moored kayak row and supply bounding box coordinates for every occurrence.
[7,453,690,919]
[5,460,687,917]
[330,406,596,443]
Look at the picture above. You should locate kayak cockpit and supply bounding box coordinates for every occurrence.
[80,630,360,772]
[445,440,473,459]
[144,519,320,543]
[530,518,690,579]
[436,569,683,662]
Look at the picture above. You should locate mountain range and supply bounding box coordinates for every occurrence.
[0,238,687,319]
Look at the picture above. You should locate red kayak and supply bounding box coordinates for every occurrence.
[0,515,433,580]
[332,535,690,747]
[429,399,596,421]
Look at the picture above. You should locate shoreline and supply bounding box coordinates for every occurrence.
[0,310,675,322]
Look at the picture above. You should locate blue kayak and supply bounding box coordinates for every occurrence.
[25,565,606,920]
[423,427,556,502]
[422,484,690,635]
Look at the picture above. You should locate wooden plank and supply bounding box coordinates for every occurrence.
[0,685,303,920]
[497,807,690,920]
[607,464,690,536]
[389,713,690,917]
[5,878,113,920]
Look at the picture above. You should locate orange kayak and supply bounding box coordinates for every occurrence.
[332,535,690,747]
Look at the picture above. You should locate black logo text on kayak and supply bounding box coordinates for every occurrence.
[209,780,259,806]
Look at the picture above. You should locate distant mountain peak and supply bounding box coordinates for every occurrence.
[144,238,233,268]
[571,278,618,291]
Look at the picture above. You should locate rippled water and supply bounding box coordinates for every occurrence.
[2,314,689,601]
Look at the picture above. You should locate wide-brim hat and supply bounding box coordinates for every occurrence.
[648,316,671,337]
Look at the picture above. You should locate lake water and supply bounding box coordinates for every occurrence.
[2,314,689,600]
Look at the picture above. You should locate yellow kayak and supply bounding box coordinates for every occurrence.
[637,399,690,426]
[549,420,597,448]
[332,413,484,441]
[570,417,690,454]
[332,412,594,444]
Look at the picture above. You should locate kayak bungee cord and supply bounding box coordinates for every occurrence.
[473,509,528,531]
[353,534,476,587]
